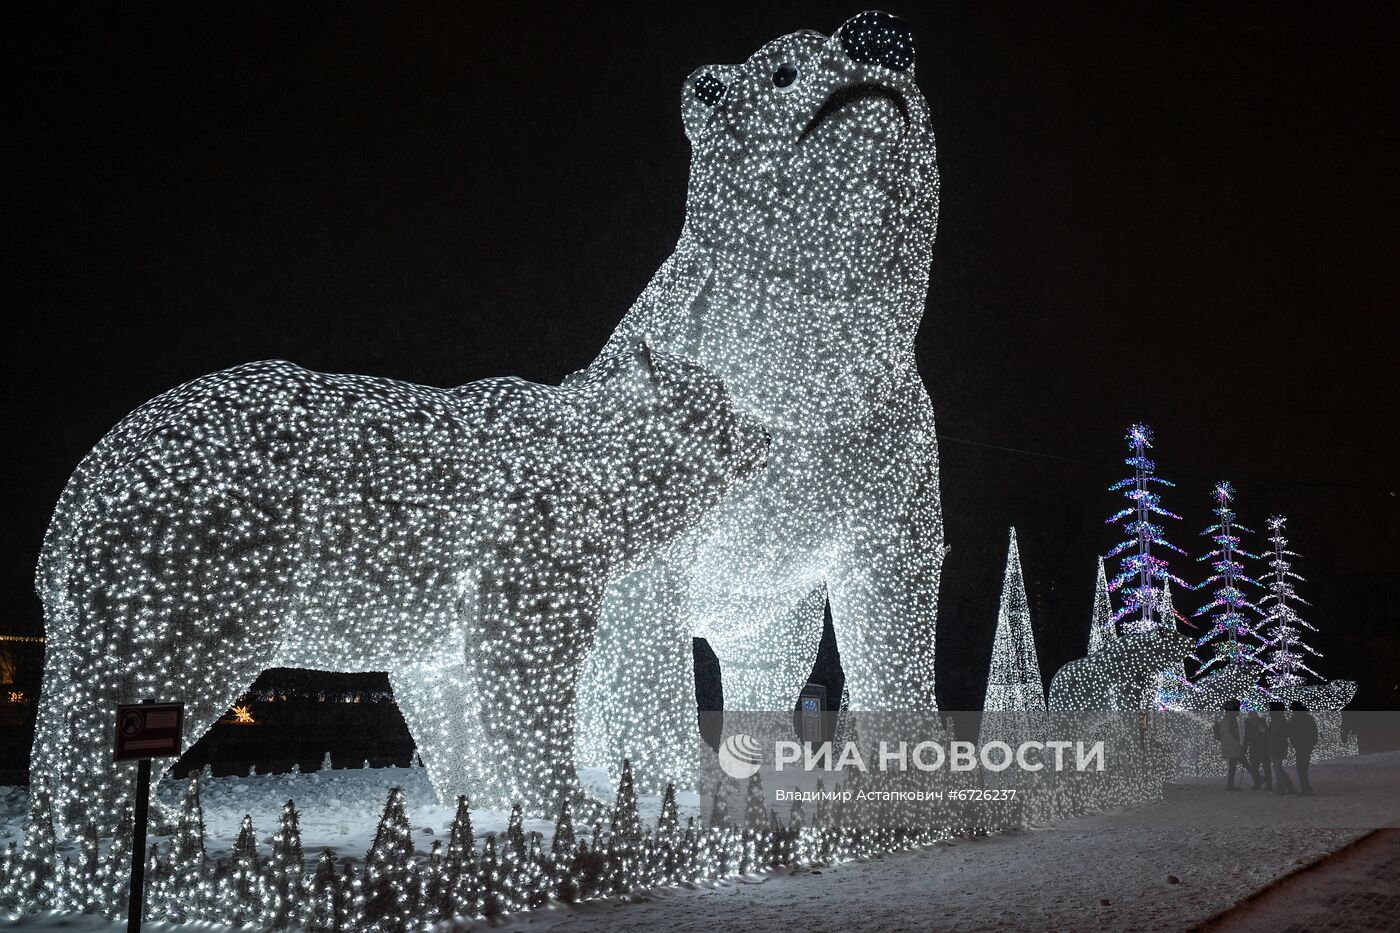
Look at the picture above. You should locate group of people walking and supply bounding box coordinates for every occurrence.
[1216,700,1318,795]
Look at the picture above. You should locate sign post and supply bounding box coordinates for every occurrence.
[114,699,184,933]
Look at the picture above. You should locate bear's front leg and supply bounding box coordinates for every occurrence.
[576,559,697,796]
[388,637,475,806]
[827,454,943,714]
[470,549,606,818]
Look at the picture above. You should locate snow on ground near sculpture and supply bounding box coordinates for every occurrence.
[0,764,695,868]
[5,753,1397,931]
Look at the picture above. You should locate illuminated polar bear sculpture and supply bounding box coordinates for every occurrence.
[34,347,767,833]
[577,11,946,789]
[1047,630,1196,712]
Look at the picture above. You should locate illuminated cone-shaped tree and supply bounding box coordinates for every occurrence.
[168,778,208,920]
[743,771,767,828]
[550,797,578,902]
[708,776,732,830]
[1087,557,1115,654]
[3,774,58,910]
[478,835,503,917]
[361,786,419,930]
[1192,481,1265,678]
[551,796,576,860]
[441,794,479,918]
[266,799,306,927]
[983,529,1045,712]
[338,861,358,928]
[76,821,101,913]
[99,801,133,918]
[420,841,448,926]
[303,849,342,933]
[679,817,698,879]
[505,804,527,862]
[1258,515,1322,688]
[223,814,263,926]
[812,778,830,829]
[523,832,549,908]
[608,759,642,894]
[142,842,172,920]
[1105,424,1190,634]
[656,783,679,841]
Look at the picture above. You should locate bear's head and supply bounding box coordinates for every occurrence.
[578,342,769,571]
[679,11,938,303]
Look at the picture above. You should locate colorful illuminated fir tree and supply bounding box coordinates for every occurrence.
[1104,424,1190,634]
[1192,481,1264,678]
[1258,515,1321,688]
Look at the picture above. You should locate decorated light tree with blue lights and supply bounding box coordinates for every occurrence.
[1257,515,1321,689]
[1104,424,1190,636]
[1191,481,1265,679]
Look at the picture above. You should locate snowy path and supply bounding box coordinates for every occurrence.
[1202,829,1400,932]
[440,751,1400,933]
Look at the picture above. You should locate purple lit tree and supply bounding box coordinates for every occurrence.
[1104,424,1190,635]
[1257,515,1321,688]
[1191,481,1265,678]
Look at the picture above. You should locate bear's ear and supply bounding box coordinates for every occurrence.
[639,336,664,386]
[682,65,732,145]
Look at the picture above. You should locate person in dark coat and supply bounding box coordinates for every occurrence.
[1289,701,1318,796]
[1242,710,1270,790]
[1216,700,1245,790]
[1267,701,1296,794]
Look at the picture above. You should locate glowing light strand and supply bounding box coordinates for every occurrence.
[1191,481,1266,678]
[1104,424,1190,635]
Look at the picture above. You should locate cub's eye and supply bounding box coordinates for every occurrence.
[772,63,800,92]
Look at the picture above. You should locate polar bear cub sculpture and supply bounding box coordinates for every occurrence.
[34,344,767,833]
[578,11,945,789]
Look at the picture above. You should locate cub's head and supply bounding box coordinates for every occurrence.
[584,342,769,568]
[679,11,938,292]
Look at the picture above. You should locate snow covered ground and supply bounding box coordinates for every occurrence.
[4,751,1398,931]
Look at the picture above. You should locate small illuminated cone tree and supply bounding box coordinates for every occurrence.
[1258,515,1322,688]
[223,814,263,926]
[1150,580,1198,709]
[1192,481,1265,679]
[983,528,1045,712]
[607,760,642,894]
[2,775,58,910]
[1087,557,1114,654]
[656,783,680,841]
[168,778,208,921]
[99,803,133,918]
[361,786,419,930]
[442,794,480,917]
[1105,424,1190,634]
[265,799,306,927]
[303,849,342,933]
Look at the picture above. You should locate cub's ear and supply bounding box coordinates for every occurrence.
[682,65,732,145]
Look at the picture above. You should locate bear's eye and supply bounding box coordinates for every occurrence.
[772,63,800,93]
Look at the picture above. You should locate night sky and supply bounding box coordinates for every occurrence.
[5,3,1397,710]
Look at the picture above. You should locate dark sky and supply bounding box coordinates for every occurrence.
[5,3,1397,710]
